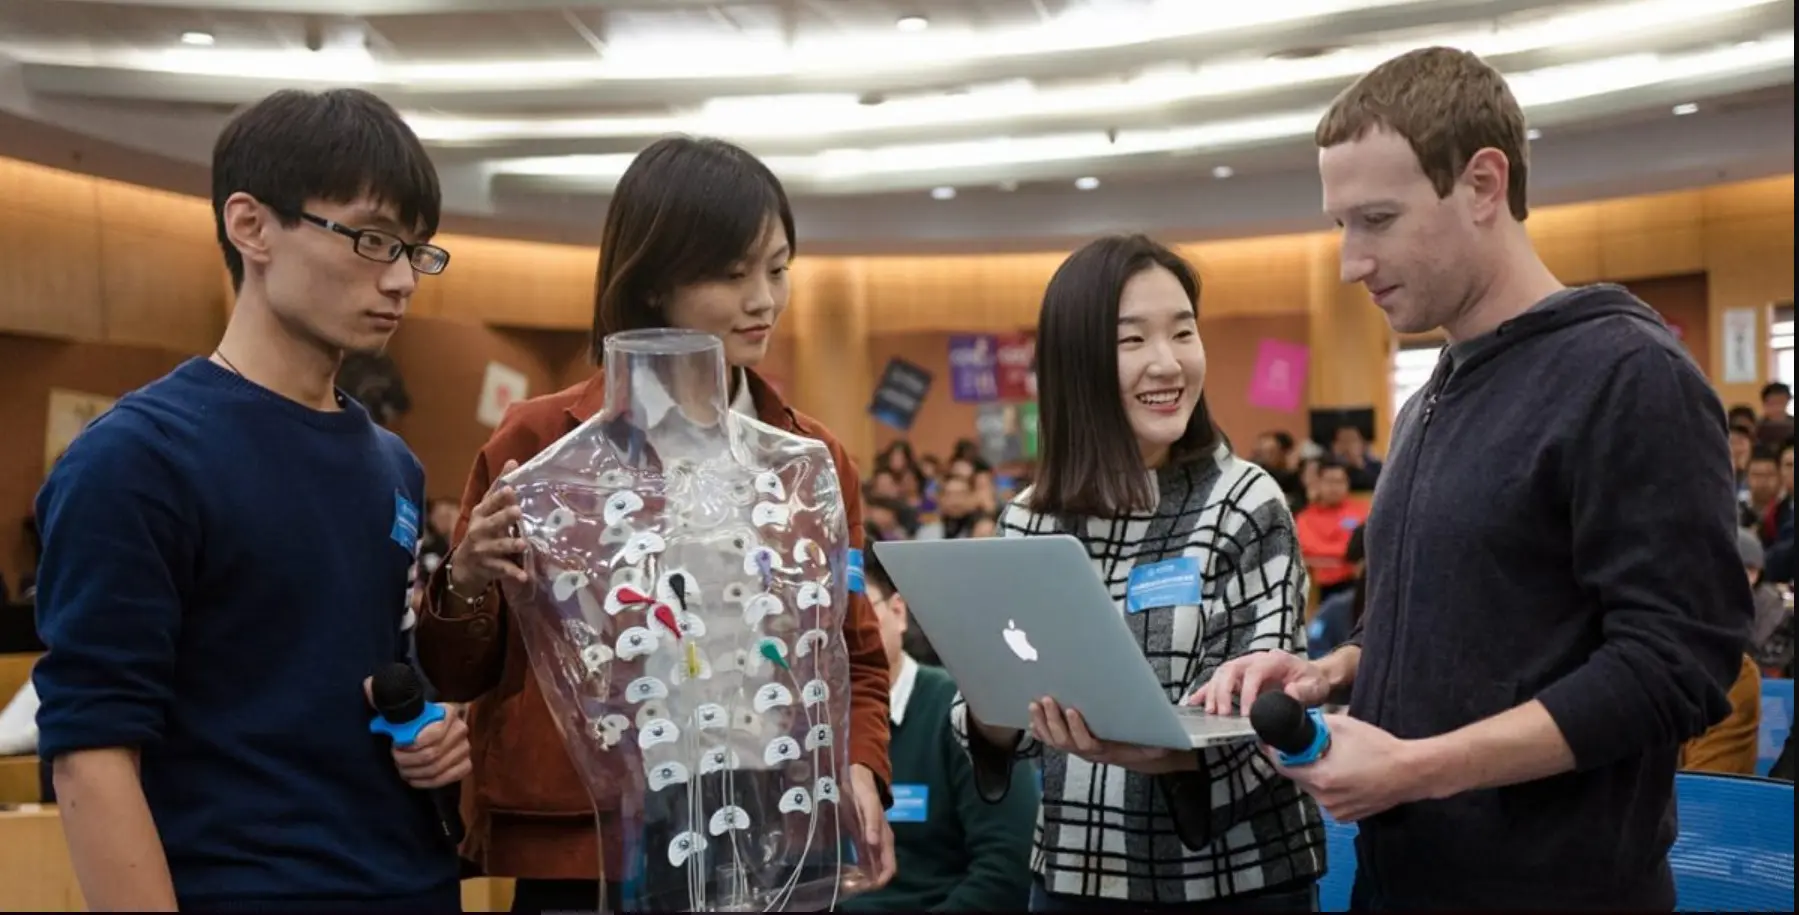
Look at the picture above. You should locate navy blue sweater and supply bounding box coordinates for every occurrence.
[33,359,459,908]
[1349,287,1751,910]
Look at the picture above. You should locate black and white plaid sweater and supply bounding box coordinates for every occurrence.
[951,444,1326,903]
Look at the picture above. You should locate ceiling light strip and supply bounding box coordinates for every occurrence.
[484,35,1793,185]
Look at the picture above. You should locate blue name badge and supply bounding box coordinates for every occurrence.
[1126,556,1202,614]
[390,491,420,551]
[847,548,866,594]
[887,783,928,823]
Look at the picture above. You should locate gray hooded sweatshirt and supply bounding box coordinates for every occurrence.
[1348,284,1751,910]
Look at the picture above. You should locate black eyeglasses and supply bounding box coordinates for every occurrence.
[301,212,450,275]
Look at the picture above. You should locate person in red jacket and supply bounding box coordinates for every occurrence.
[1293,460,1369,600]
[415,137,895,914]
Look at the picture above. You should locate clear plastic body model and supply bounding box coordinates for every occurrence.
[499,329,874,912]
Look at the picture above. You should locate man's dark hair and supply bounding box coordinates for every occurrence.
[1316,46,1530,221]
[1030,234,1220,517]
[1729,404,1760,426]
[1779,439,1794,461]
[1268,430,1295,452]
[1316,458,1351,478]
[1763,382,1793,401]
[212,88,441,290]
[1749,445,1780,467]
[591,136,796,361]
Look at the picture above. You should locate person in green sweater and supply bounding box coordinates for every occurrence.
[843,544,1039,912]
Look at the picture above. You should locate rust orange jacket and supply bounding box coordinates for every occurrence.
[416,368,892,881]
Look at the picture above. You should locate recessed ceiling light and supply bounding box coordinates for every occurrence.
[1672,102,1699,115]
[1074,176,1100,191]
[1526,128,1542,141]
[895,15,929,33]
[1211,165,1235,179]
[931,186,956,200]
[180,30,215,46]
[997,179,1019,192]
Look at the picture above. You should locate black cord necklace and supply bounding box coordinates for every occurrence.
[212,349,244,376]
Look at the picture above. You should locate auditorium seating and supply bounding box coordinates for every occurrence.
[1315,772,1795,912]
[1760,678,1793,777]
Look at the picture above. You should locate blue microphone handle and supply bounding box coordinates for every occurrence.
[370,702,448,748]
[1275,708,1332,767]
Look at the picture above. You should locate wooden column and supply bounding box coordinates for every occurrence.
[788,257,874,473]
[1305,233,1395,451]
[1702,176,1795,409]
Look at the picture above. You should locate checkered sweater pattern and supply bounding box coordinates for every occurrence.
[950,445,1326,903]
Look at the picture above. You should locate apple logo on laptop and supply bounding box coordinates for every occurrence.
[1002,620,1038,662]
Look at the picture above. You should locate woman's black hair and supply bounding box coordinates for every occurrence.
[590,136,796,361]
[1029,234,1219,518]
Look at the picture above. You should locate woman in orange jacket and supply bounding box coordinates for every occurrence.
[416,137,895,914]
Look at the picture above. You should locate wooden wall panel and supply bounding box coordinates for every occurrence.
[0,159,104,340]
[0,154,1789,510]
[1177,235,1314,316]
[384,319,588,503]
[1203,313,1313,446]
[1626,273,1711,378]
[856,251,1064,334]
[429,234,596,329]
[788,258,875,472]
[0,333,189,586]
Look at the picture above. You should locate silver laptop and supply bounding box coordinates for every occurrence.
[873,535,1259,751]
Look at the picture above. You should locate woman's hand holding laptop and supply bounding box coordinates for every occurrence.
[1027,696,1198,775]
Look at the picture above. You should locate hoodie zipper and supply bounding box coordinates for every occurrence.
[1365,351,1453,883]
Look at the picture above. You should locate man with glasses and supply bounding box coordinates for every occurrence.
[33,88,466,911]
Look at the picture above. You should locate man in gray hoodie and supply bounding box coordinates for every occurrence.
[1195,47,1751,910]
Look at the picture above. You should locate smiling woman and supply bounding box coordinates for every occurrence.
[954,235,1323,913]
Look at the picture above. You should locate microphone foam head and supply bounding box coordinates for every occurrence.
[1248,691,1313,755]
[371,662,425,722]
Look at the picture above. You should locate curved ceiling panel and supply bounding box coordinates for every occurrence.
[0,0,1790,249]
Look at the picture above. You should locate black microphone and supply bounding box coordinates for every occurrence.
[369,662,466,846]
[1249,691,1331,766]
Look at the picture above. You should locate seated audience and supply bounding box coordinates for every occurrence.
[1773,440,1794,543]
[1294,460,1368,601]
[1307,526,1365,660]
[1329,423,1381,491]
[1728,424,1756,498]
[417,498,457,577]
[1727,403,1760,431]
[1252,430,1305,507]
[967,512,999,538]
[946,455,999,515]
[867,468,908,502]
[841,551,1037,911]
[1740,446,1785,543]
[1757,381,1794,449]
[1742,529,1793,677]
[917,474,981,540]
[865,496,919,541]
[878,440,928,502]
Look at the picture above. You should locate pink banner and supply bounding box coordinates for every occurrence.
[1247,339,1309,413]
